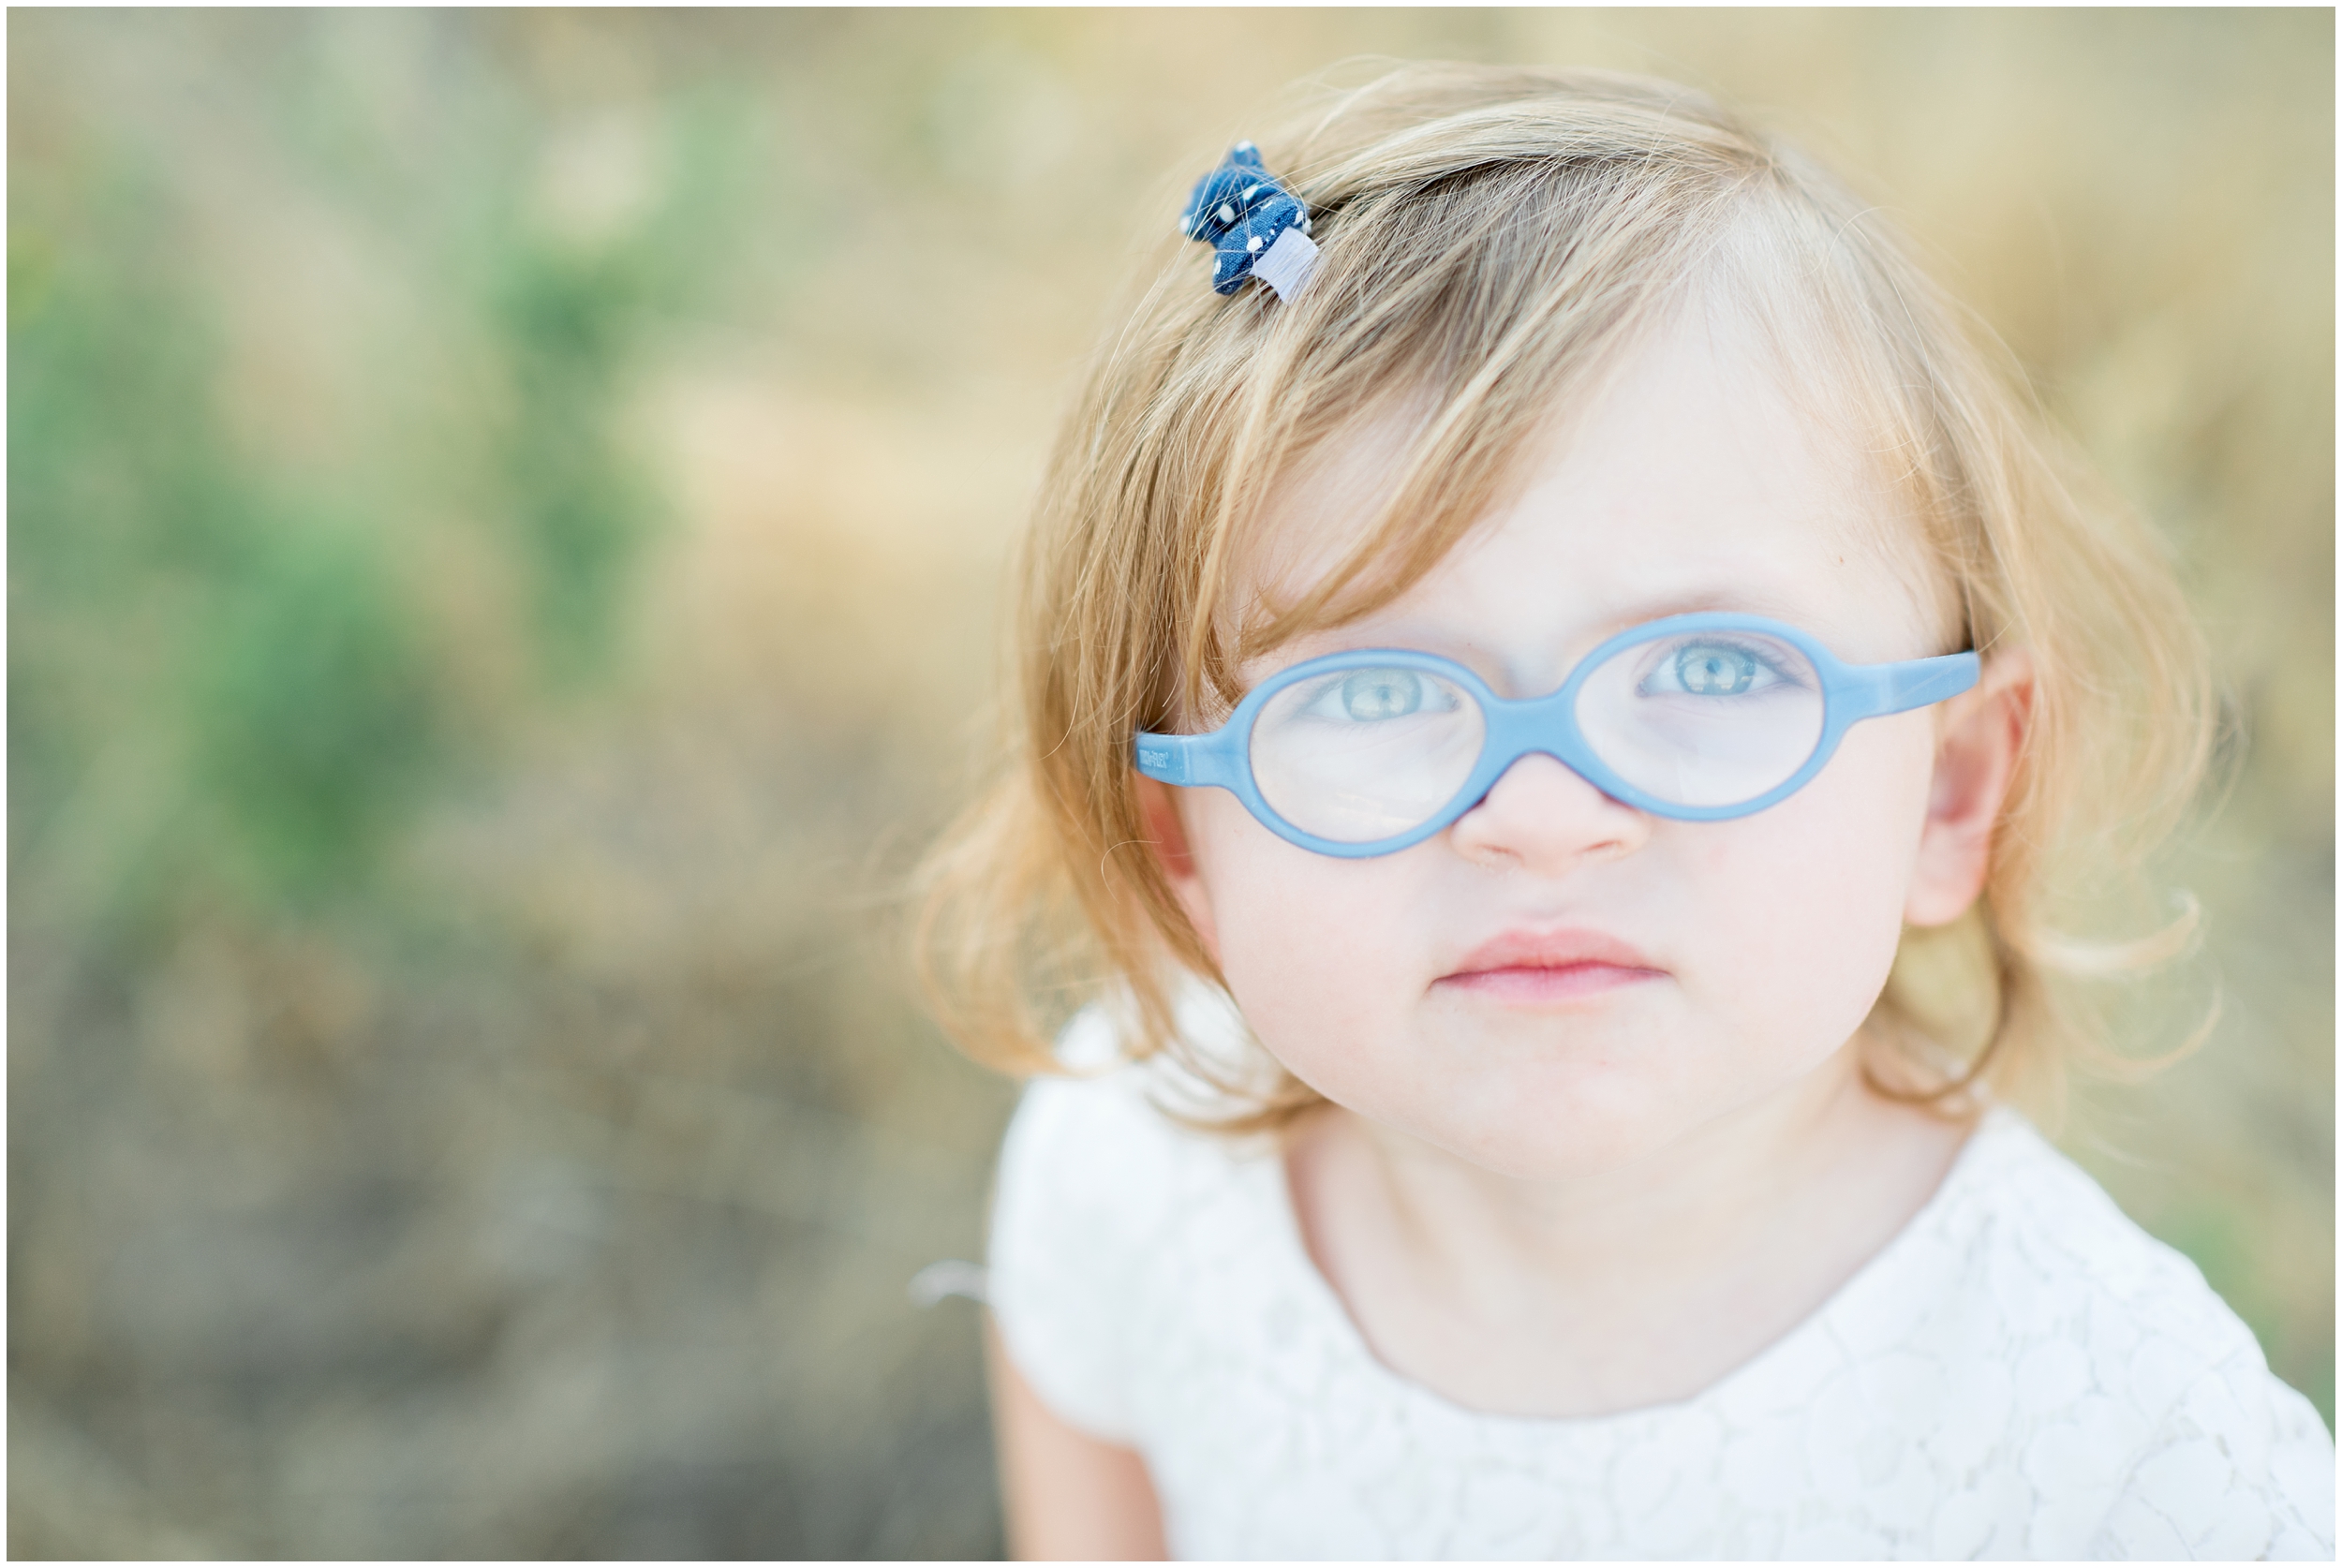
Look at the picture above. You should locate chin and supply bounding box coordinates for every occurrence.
[1377,1075,1701,1182]
[1417,1043,1813,1180]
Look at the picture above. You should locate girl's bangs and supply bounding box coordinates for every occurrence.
[1186,164,1734,708]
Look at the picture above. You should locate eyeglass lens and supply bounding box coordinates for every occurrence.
[1248,631,1827,842]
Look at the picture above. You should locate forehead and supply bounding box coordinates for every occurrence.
[1241,297,1950,665]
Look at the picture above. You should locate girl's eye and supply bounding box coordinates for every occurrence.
[1339,668,1425,721]
[1677,643,1758,695]
[1275,664,1466,729]
[1641,639,1786,697]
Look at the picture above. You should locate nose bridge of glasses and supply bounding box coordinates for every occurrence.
[1475,686,1608,795]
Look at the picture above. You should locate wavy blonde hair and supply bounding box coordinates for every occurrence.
[914,63,2212,1132]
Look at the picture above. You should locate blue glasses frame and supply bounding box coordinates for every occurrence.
[1133,612,1979,858]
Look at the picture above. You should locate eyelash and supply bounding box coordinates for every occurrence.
[1297,668,1458,721]
[1639,638,1801,695]
[1268,633,1813,720]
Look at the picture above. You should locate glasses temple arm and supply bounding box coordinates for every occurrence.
[1135,730,1247,788]
[1851,650,1981,717]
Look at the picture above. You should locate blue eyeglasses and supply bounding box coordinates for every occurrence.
[1134,612,1979,858]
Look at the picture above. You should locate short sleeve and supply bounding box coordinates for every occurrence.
[2088,1354,2336,1560]
[986,1058,1183,1446]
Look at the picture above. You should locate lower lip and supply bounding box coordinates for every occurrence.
[1435,963,1665,1002]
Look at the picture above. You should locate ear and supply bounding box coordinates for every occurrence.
[1134,773,1222,963]
[1905,649,2034,928]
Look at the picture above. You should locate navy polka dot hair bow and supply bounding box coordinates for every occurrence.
[1180,141,1320,301]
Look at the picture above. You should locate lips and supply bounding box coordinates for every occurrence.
[1435,928,1667,1002]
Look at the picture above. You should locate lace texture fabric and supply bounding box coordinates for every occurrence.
[987,1028,2335,1561]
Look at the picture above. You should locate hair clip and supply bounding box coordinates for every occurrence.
[1179,141,1319,302]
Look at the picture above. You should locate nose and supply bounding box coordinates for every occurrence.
[1446,751,1651,872]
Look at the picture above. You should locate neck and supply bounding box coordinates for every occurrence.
[1286,1038,1972,1417]
[1378,1043,1870,1279]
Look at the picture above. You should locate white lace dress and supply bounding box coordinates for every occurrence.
[987,1039,2335,1560]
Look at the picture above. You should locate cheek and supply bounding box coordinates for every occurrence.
[1690,715,1934,1042]
[1183,792,1418,1080]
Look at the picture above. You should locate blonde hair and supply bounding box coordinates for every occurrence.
[914,63,2213,1132]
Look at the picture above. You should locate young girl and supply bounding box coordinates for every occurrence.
[918,64,2334,1560]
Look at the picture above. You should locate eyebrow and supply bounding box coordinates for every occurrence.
[1328,584,1838,653]
[1252,541,1936,693]
[1590,587,1826,633]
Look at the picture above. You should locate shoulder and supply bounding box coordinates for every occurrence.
[992,1002,1262,1253]
[986,1002,1268,1443]
[992,1054,1193,1279]
[1946,1113,2285,1387]
[1928,1110,2335,1557]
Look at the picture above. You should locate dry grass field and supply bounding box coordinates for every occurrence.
[9,10,2330,1557]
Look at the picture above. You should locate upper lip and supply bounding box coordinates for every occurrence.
[1441,927,1663,979]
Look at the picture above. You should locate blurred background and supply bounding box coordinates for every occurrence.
[8,10,2330,1558]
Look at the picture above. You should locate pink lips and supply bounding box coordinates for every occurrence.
[1434,928,1667,1003]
